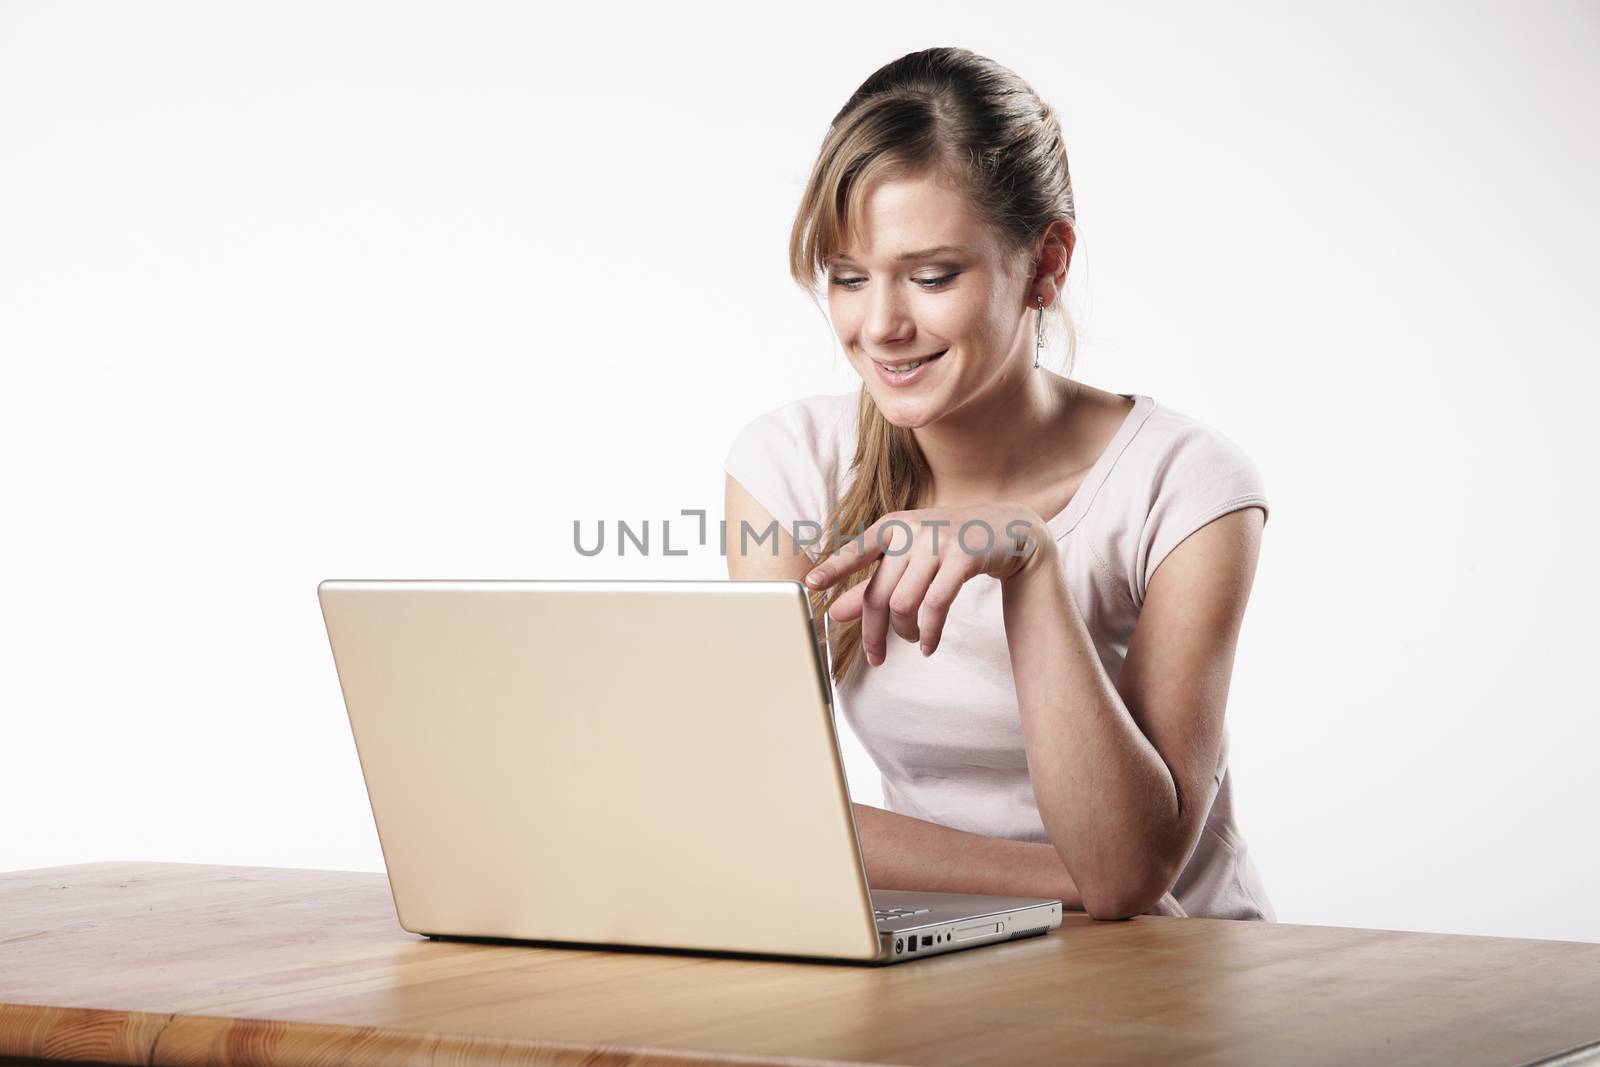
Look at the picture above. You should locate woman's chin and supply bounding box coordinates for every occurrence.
[868,388,943,429]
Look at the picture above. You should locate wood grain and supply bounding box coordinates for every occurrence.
[1,862,1598,1066]
[0,1005,170,1065]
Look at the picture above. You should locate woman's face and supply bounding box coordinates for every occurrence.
[825,173,1034,429]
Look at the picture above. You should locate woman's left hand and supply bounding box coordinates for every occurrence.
[803,502,1056,664]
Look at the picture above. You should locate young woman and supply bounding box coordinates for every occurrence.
[724,47,1274,922]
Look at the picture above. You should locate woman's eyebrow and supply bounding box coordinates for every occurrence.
[828,244,969,265]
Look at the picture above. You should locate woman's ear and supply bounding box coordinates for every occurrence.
[1054,220,1076,277]
[1029,221,1075,306]
[1041,220,1074,285]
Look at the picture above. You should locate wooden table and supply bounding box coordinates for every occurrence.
[2,863,1598,1066]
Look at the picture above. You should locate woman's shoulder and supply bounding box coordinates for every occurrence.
[1111,395,1267,502]
[727,391,858,458]
[722,391,858,532]
[1086,394,1270,606]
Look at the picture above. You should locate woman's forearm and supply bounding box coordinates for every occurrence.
[853,802,1188,918]
[851,801,1086,909]
[1000,542,1182,918]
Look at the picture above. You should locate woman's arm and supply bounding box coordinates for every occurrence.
[727,475,1117,910]
[853,802,1191,915]
[1002,507,1265,919]
[852,801,1085,906]
[724,474,817,580]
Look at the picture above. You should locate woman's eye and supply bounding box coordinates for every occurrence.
[827,273,959,291]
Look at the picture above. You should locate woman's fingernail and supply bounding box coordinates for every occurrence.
[920,643,931,656]
[804,572,822,587]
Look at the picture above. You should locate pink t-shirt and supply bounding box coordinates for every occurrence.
[723,390,1276,921]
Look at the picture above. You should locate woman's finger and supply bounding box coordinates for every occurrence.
[858,530,913,666]
[888,552,941,644]
[803,514,897,591]
[917,553,980,656]
[826,580,867,623]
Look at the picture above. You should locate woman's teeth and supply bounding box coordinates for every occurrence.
[883,351,945,375]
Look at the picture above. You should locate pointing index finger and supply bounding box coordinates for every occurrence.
[803,521,887,590]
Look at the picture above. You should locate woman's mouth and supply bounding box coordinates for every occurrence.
[873,350,946,386]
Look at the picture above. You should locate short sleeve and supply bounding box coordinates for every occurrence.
[722,394,852,564]
[1132,424,1269,606]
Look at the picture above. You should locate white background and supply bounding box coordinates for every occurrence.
[3,1,1596,943]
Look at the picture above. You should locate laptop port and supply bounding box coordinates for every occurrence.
[921,935,932,947]
[908,937,918,952]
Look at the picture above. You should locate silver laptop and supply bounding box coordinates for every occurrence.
[317,578,1062,965]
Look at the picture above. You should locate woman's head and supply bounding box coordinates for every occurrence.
[789,47,1078,428]
[787,47,1080,683]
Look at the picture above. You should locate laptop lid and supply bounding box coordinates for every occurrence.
[318,578,881,961]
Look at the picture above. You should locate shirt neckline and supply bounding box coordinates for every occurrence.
[1046,393,1156,539]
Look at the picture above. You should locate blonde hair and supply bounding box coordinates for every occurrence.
[787,46,1079,685]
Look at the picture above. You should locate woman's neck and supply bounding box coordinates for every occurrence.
[910,371,1082,508]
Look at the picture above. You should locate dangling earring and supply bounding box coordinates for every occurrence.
[1033,295,1045,369]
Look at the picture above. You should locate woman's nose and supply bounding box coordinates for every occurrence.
[864,281,914,348]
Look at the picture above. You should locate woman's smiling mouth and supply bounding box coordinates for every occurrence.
[873,349,947,386]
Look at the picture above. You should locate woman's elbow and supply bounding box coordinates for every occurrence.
[1081,893,1140,921]
[1080,877,1171,921]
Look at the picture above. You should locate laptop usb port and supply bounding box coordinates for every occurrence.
[921,935,933,947]
[907,937,918,952]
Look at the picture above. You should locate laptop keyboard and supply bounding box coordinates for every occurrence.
[873,906,932,923]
